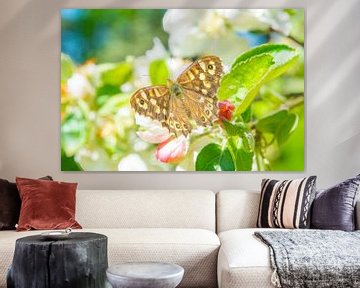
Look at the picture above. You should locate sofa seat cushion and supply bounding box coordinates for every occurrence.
[218,228,283,288]
[0,228,219,288]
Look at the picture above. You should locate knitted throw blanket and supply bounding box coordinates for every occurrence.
[255,230,360,288]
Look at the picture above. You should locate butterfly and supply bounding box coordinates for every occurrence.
[130,55,224,137]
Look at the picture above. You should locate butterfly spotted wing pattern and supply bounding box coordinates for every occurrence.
[130,85,170,126]
[176,55,223,99]
[130,56,224,137]
[176,55,223,128]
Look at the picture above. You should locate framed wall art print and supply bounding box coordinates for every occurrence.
[61,9,304,171]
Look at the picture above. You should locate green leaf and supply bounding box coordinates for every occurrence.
[95,85,122,107]
[260,86,287,104]
[277,113,298,144]
[99,62,133,87]
[241,106,252,123]
[149,59,170,85]
[270,105,304,171]
[61,101,89,156]
[195,143,235,171]
[256,109,287,133]
[242,131,255,153]
[236,148,253,171]
[222,120,246,136]
[96,85,121,97]
[61,149,81,171]
[222,120,254,153]
[98,94,130,116]
[218,44,300,115]
[227,138,253,171]
[231,44,299,71]
[256,109,299,145]
[61,53,75,84]
[219,54,273,104]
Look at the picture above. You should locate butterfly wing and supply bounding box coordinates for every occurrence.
[167,94,192,137]
[176,56,223,127]
[130,85,191,137]
[130,86,170,126]
[176,55,223,98]
[181,89,219,126]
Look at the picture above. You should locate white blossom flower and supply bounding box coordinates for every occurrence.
[250,9,291,35]
[163,9,291,64]
[118,154,148,171]
[135,114,170,144]
[120,82,133,93]
[167,58,189,80]
[145,37,168,59]
[67,72,95,99]
[112,107,134,137]
[133,37,169,87]
[163,9,249,64]
[133,138,150,152]
[74,147,115,171]
[133,37,196,86]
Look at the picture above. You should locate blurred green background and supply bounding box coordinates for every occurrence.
[62,9,168,63]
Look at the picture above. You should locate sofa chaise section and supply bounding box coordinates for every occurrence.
[216,189,360,288]
[216,190,273,288]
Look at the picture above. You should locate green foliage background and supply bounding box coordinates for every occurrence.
[61,9,304,171]
[61,9,168,63]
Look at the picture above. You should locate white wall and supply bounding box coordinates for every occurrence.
[0,0,359,190]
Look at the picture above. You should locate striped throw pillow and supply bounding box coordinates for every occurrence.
[257,176,317,229]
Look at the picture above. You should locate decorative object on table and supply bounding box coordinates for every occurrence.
[61,9,304,172]
[15,177,82,231]
[40,228,72,240]
[0,176,52,230]
[311,174,360,231]
[255,230,360,288]
[7,232,108,288]
[106,262,184,288]
[257,176,317,229]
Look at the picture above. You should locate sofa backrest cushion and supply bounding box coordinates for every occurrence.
[216,190,260,233]
[76,190,216,231]
[217,190,360,232]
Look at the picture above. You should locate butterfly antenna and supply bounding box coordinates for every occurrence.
[168,57,174,79]
[138,74,150,80]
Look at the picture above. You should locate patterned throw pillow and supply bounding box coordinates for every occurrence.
[257,176,317,229]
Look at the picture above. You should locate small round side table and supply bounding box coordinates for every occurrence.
[106,262,184,288]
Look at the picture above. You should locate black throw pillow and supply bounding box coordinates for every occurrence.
[0,176,53,230]
[311,174,360,231]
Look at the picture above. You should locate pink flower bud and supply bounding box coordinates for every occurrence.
[156,135,189,164]
[218,100,235,121]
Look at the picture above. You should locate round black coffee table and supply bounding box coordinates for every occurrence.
[7,232,108,288]
[106,262,184,288]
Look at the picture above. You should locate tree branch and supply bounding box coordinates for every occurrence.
[270,27,304,46]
